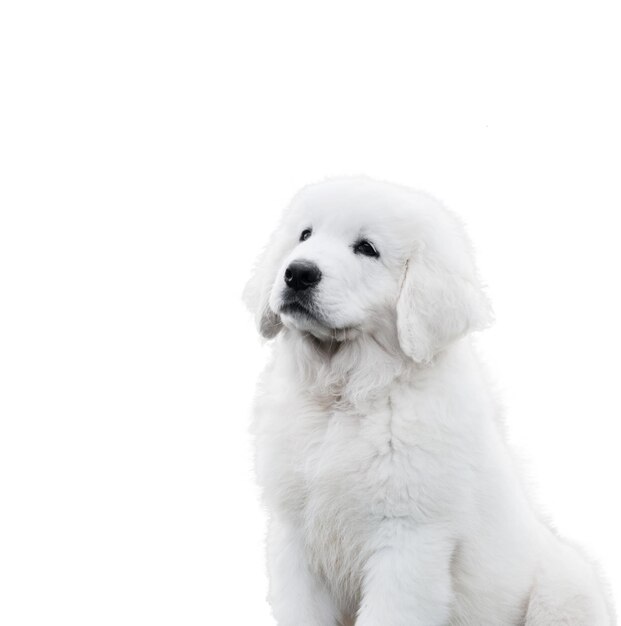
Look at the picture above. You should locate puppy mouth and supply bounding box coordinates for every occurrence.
[279,300,323,323]
[278,298,359,342]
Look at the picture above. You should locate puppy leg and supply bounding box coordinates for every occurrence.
[267,515,339,626]
[525,556,613,626]
[356,521,454,626]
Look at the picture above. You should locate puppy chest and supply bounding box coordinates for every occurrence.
[295,408,411,591]
[299,425,375,606]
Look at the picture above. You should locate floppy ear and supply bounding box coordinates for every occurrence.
[396,243,492,363]
[243,225,290,339]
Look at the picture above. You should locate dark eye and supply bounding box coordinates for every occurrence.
[354,239,379,258]
[299,228,312,242]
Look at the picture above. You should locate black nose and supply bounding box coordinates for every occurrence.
[284,261,322,291]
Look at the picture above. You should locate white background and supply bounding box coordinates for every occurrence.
[1,1,619,624]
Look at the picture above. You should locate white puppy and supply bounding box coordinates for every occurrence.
[244,178,614,626]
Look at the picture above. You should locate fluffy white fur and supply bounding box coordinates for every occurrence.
[244,177,614,626]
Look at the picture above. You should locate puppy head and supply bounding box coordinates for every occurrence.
[244,177,492,362]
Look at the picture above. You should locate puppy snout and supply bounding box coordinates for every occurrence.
[284,261,322,292]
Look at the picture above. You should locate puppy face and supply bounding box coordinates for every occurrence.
[268,191,409,341]
[245,178,492,362]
